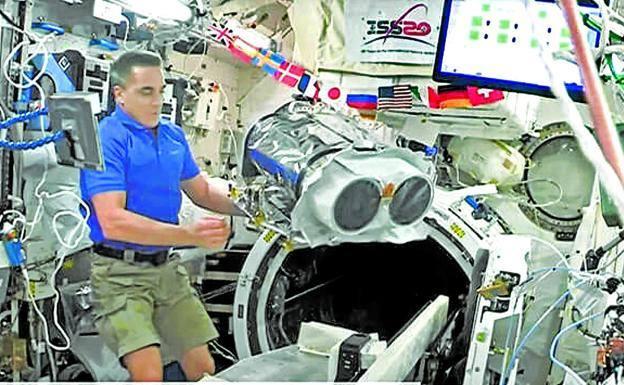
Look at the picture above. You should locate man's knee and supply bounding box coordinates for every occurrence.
[202,353,216,375]
[209,353,216,374]
[128,367,163,382]
[181,344,215,380]
[123,346,163,382]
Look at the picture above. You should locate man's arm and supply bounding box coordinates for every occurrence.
[181,174,245,216]
[92,191,229,248]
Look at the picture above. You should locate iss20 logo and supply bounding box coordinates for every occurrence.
[363,3,434,47]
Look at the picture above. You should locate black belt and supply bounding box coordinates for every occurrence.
[93,244,171,267]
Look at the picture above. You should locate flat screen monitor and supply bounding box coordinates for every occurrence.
[433,0,602,102]
[48,93,104,171]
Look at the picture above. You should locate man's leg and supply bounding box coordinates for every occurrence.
[91,257,163,382]
[156,262,220,380]
[123,345,163,382]
[180,344,216,380]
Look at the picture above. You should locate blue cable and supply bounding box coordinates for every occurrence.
[549,311,601,385]
[0,109,48,130]
[31,22,65,36]
[465,195,481,210]
[0,131,64,151]
[518,266,575,288]
[0,109,61,151]
[425,145,438,157]
[89,38,119,51]
[501,290,572,385]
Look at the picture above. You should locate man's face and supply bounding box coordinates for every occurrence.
[113,66,165,128]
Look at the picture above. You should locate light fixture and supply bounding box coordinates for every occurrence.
[116,0,193,22]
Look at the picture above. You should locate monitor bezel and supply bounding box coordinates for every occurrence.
[432,0,600,103]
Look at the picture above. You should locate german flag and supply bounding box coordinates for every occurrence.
[428,85,504,109]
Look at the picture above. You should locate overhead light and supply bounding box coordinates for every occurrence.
[116,0,192,22]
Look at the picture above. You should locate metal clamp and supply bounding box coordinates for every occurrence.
[123,249,135,264]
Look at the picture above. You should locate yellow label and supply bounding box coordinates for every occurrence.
[282,239,294,253]
[62,259,74,270]
[28,281,36,297]
[450,223,466,239]
[263,230,277,243]
[252,211,266,226]
[229,186,240,199]
[477,279,510,300]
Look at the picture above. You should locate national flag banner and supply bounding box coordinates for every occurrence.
[277,61,305,87]
[228,43,253,64]
[466,87,505,106]
[346,94,378,110]
[428,85,505,109]
[359,109,377,120]
[296,73,321,100]
[297,74,311,94]
[319,85,347,105]
[228,38,258,64]
[247,48,306,88]
[207,22,233,47]
[378,85,413,110]
[279,61,305,77]
[410,85,424,103]
[252,49,283,71]
[428,86,471,109]
[250,48,274,68]
[306,80,321,100]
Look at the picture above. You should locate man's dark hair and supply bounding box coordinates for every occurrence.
[110,50,162,88]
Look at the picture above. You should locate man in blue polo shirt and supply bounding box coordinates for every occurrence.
[81,50,239,381]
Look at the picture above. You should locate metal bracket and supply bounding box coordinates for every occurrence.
[123,249,135,264]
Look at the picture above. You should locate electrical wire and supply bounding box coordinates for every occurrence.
[513,1,624,228]
[598,247,624,272]
[120,14,132,51]
[209,341,238,363]
[544,47,624,223]
[150,18,197,48]
[216,87,242,174]
[499,260,610,385]
[18,191,88,352]
[182,37,205,72]
[1,93,87,244]
[451,158,564,211]
[187,39,208,82]
[594,0,612,60]
[490,178,564,209]
[18,83,51,243]
[558,0,624,197]
[51,191,91,248]
[518,0,624,228]
[0,23,90,352]
[549,312,602,385]
[501,290,572,385]
[571,307,601,340]
[0,131,64,150]
[526,235,571,269]
[0,19,38,44]
[606,54,624,83]
[0,10,35,44]
[2,31,57,91]
[21,261,70,351]
[516,266,572,290]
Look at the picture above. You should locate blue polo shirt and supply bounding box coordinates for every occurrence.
[80,106,200,253]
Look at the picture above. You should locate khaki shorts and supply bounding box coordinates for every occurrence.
[90,254,219,361]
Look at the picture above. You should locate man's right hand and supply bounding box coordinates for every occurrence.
[186,217,231,249]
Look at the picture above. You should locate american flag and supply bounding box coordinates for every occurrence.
[378,85,413,110]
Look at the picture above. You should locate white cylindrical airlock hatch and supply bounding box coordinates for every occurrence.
[232,205,485,359]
